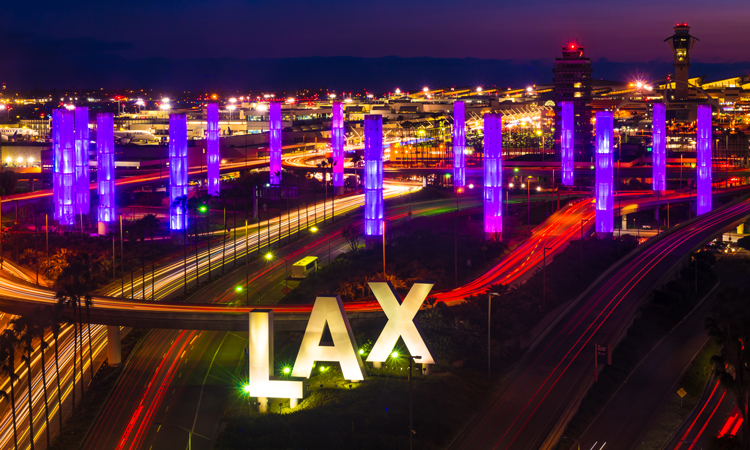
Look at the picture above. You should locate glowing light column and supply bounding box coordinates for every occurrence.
[269,102,282,185]
[483,113,502,240]
[595,111,613,234]
[52,110,61,218]
[58,110,76,226]
[75,107,90,216]
[652,103,666,192]
[332,101,345,196]
[561,101,574,186]
[696,105,712,215]
[97,113,115,235]
[453,101,466,190]
[207,103,220,196]
[364,115,383,241]
[169,114,188,231]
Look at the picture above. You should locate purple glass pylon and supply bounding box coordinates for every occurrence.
[169,114,188,230]
[75,107,90,215]
[269,102,282,185]
[207,103,220,196]
[364,115,383,237]
[331,101,345,193]
[483,114,503,239]
[561,101,574,186]
[58,110,76,226]
[652,103,666,192]
[696,105,712,215]
[52,109,61,221]
[453,101,466,190]
[97,113,115,223]
[595,111,613,234]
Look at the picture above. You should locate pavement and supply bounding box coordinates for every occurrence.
[577,250,750,450]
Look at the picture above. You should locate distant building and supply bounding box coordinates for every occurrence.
[664,24,698,100]
[553,43,593,159]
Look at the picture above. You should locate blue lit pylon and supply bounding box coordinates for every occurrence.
[652,103,666,192]
[453,101,466,190]
[207,103,220,196]
[696,105,712,215]
[96,113,115,230]
[595,111,613,234]
[364,115,383,238]
[483,113,502,240]
[169,114,188,230]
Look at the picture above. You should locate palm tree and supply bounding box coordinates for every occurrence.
[55,291,78,410]
[12,316,36,450]
[47,305,65,449]
[0,329,20,450]
[57,253,100,391]
[31,308,52,450]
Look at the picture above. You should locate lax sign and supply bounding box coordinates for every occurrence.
[247,281,434,403]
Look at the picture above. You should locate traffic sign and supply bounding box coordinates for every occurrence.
[259,186,298,199]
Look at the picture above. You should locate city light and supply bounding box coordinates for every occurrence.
[207,103,220,196]
[265,252,273,260]
[453,101,466,190]
[423,87,429,92]
[310,226,318,233]
[696,105,712,215]
[561,101,574,186]
[269,102,282,185]
[395,88,401,94]
[229,97,237,103]
[364,115,384,237]
[595,111,614,234]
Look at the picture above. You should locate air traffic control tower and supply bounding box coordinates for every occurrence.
[664,23,699,100]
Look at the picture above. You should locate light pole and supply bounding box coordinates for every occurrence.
[543,247,553,309]
[487,292,500,383]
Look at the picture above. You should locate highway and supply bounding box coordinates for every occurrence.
[446,196,750,450]
[576,251,750,450]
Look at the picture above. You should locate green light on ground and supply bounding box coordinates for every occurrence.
[283,367,291,374]
[319,366,328,372]
[242,384,251,394]
[391,351,399,359]
[235,286,243,292]
[199,205,208,213]
[358,348,364,355]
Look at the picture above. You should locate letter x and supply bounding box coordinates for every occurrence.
[367,281,435,365]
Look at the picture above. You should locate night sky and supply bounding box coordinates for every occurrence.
[2,0,749,91]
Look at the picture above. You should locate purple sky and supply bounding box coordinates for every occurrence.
[3,0,748,62]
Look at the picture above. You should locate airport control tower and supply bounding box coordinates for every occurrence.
[664,23,699,100]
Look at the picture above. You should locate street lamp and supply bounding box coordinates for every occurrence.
[487,292,501,383]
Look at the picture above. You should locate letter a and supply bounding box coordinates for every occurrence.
[248,310,303,399]
[367,281,435,364]
[291,296,365,381]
